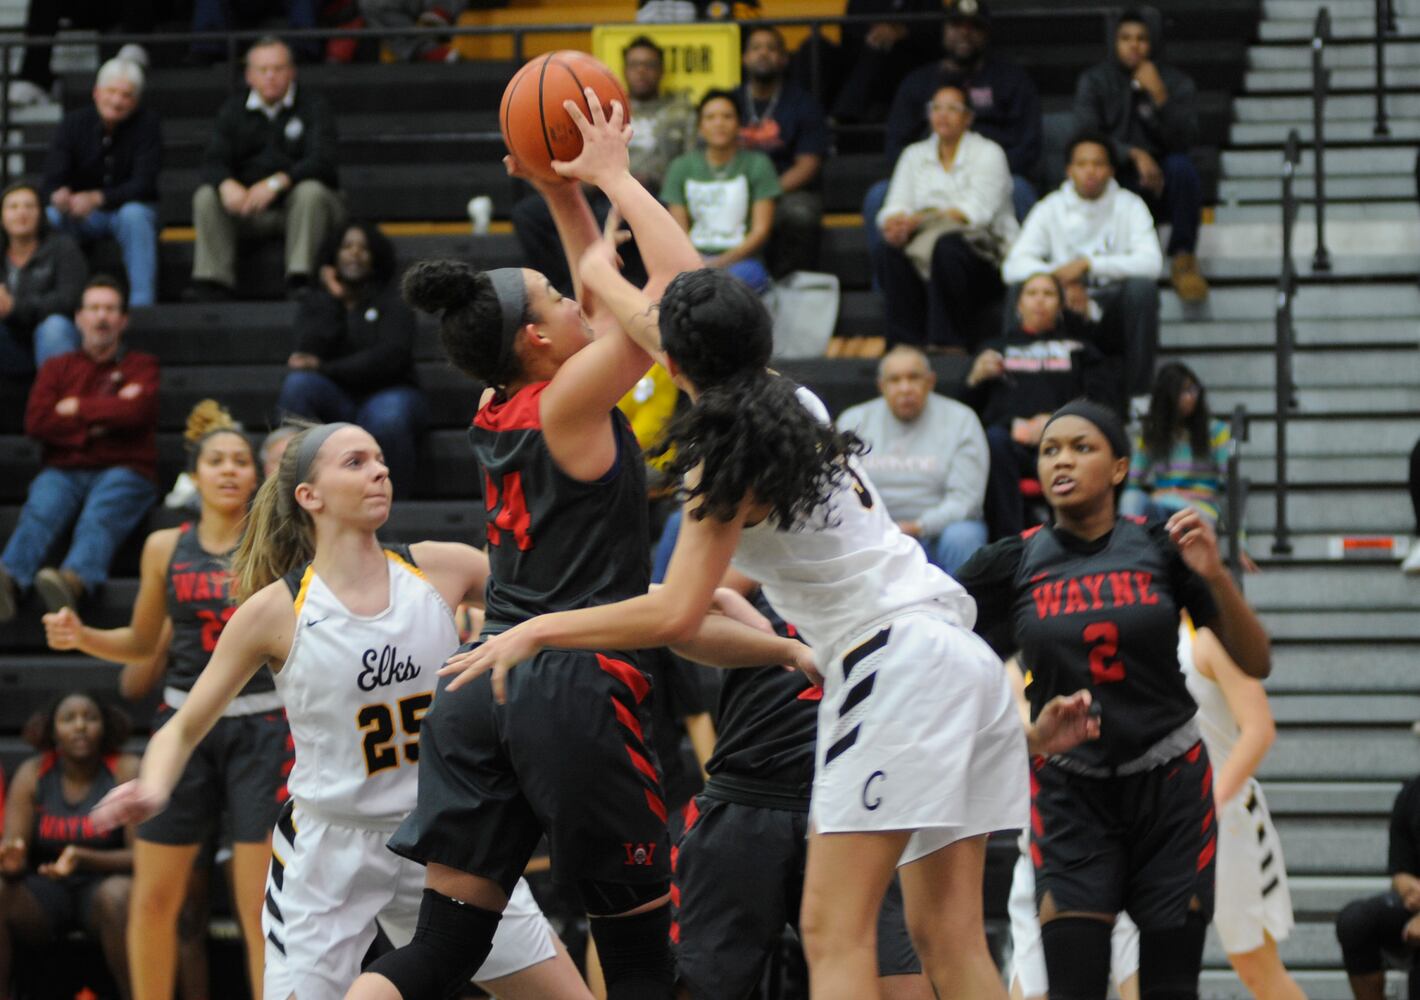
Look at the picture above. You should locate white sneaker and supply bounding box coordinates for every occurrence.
[1401,542,1420,575]
[7,80,51,107]
[164,471,200,510]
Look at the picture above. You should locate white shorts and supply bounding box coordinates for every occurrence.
[810,610,1029,865]
[1213,779,1294,954]
[263,802,557,1000]
[1007,848,1139,998]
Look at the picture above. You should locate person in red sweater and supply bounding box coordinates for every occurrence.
[0,275,158,620]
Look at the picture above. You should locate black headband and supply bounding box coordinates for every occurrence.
[486,267,527,381]
[1043,399,1130,460]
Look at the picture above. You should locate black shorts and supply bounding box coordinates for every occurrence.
[1030,741,1216,931]
[388,646,670,898]
[673,794,919,1000]
[21,873,113,936]
[138,707,293,845]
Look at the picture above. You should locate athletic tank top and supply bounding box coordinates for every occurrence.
[1179,621,1239,765]
[729,388,974,660]
[31,753,125,865]
[471,382,650,630]
[276,546,457,826]
[166,523,272,696]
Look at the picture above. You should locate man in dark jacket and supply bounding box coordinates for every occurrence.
[43,58,162,307]
[187,37,343,301]
[1073,7,1207,302]
[274,222,426,497]
[0,276,158,619]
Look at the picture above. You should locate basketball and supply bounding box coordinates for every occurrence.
[499,51,631,184]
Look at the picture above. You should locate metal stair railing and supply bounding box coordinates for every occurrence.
[1311,6,1332,272]
[1272,129,1303,557]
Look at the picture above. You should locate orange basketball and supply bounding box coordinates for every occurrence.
[499,51,631,184]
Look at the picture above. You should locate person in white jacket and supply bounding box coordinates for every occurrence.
[1001,133,1161,398]
[873,81,1019,354]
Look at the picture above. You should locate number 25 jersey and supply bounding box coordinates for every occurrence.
[275,546,456,826]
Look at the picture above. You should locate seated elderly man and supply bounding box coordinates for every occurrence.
[837,344,989,574]
[43,57,162,308]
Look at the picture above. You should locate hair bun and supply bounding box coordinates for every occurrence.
[184,399,238,444]
[403,259,481,314]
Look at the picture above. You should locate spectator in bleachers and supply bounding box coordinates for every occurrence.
[872,82,1016,353]
[1073,7,1208,302]
[189,2,320,65]
[186,37,343,303]
[1335,774,1420,1000]
[0,183,88,379]
[364,0,469,63]
[1002,132,1161,399]
[662,90,780,293]
[868,0,1041,238]
[9,3,153,107]
[964,272,1116,537]
[837,344,989,573]
[275,222,424,497]
[511,35,693,295]
[733,25,831,277]
[0,276,157,621]
[260,424,299,479]
[799,0,942,125]
[0,692,137,1000]
[1122,362,1230,527]
[43,58,162,309]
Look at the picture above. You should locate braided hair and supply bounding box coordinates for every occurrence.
[650,269,865,528]
[403,260,530,389]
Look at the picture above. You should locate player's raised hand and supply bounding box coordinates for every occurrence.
[1027,690,1101,755]
[553,87,631,188]
[1167,507,1224,581]
[91,778,169,833]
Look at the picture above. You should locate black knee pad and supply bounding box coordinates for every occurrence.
[587,903,674,1000]
[576,877,669,917]
[363,890,501,1000]
[1039,916,1113,1000]
[1138,910,1208,1000]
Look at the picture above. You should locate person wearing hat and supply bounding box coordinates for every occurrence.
[955,398,1271,1000]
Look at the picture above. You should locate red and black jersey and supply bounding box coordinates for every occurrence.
[166,523,269,695]
[30,752,125,866]
[471,382,649,629]
[704,595,818,796]
[956,517,1217,769]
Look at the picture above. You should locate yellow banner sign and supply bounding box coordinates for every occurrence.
[592,22,742,104]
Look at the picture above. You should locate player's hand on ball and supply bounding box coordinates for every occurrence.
[441,625,543,703]
[1167,508,1224,581]
[1027,690,1101,755]
[553,87,632,188]
[91,779,168,833]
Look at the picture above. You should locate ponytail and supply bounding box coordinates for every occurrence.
[230,424,317,602]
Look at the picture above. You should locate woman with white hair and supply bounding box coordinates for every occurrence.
[43,56,162,307]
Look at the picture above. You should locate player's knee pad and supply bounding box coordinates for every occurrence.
[1039,916,1113,1000]
[363,890,501,1000]
[587,901,674,1000]
[1138,910,1208,1000]
[576,877,669,917]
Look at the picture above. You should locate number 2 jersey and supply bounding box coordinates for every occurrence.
[166,522,272,697]
[471,382,650,629]
[276,546,455,826]
[955,517,1219,769]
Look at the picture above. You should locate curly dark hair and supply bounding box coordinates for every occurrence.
[320,221,398,290]
[26,692,131,755]
[402,260,531,389]
[1142,361,1212,465]
[650,269,865,528]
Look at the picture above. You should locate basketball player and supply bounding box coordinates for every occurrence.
[345,93,805,1000]
[43,400,282,1000]
[438,178,1100,999]
[91,423,592,1000]
[952,399,1272,1000]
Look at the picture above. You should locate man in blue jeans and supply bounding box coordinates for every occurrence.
[0,276,159,621]
[275,222,426,497]
[43,58,162,307]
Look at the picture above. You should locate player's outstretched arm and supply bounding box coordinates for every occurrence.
[91,584,293,831]
[43,528,177,665]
